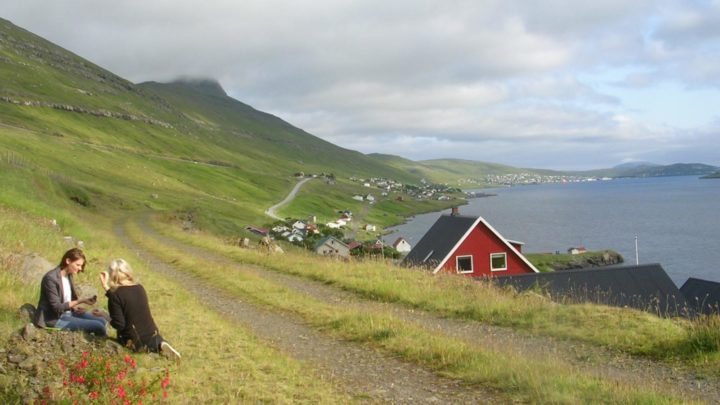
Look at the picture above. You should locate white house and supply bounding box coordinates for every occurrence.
[393,237,412,253]
[352,195,364,201]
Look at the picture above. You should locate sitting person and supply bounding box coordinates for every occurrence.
[100,258,180,360]
[34,248,107,336]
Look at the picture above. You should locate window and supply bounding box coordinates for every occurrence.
[490,253,507,271]
[456,255,473,273]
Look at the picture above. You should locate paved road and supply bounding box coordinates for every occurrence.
[265,177,313,220]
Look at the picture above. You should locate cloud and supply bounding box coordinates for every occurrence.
[0,0,719,169]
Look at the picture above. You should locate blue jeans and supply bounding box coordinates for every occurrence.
[55,311,107,336]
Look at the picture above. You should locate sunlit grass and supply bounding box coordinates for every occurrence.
[153,218,690,358]
[128,217,689,403]
[0,206,352,403]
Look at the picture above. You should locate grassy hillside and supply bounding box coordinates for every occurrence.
[0,17,454,235]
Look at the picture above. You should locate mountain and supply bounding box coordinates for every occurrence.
[578,163,719,178]
[612,161,660,170]
[369,154,531,186]
[0,17,430,234]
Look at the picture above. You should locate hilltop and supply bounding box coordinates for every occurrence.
[0,17,461,236]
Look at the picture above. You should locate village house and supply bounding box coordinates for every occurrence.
[493,264,688,317]
[314,236,351,258]
[245,225,269,237]
[568,246,588,255]
[392,237,412,254]
[352,195,364,201]
[402,207,539,277]
[364,224,376,232]
[680,277,720,315]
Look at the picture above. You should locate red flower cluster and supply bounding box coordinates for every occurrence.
[39,351,172,403]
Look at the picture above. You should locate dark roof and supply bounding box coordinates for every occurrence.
[680,278,720,315]
[401,215,478,269]
[313,236,348,250]
[491,264,689,317]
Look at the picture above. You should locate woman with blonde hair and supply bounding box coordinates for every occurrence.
[100,259,180,360]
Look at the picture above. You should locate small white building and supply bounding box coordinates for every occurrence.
[352,195,364,201]
[393,237,412,253]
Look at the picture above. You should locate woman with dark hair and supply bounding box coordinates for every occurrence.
[34,248,107,336]
[100,258,180,360]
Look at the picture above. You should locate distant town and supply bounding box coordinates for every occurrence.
[484,173,613,186]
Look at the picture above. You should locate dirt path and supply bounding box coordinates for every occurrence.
[115,218,502,404]
[265,177,313,220]
[131,215,720,404]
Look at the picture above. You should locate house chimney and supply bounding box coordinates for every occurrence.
[451,207,459,216]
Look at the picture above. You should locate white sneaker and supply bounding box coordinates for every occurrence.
[160,341,181,362]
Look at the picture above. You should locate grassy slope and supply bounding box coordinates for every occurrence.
[0,17,452,236]
[370,154,544,186]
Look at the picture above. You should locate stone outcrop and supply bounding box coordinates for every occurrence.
[552,250,624,271]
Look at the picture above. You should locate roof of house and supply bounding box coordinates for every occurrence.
[313,235,349,251]
[245,225,269,236]
[401,214,539,273]
[492,263,689,317]
[680,277,720,315]
[393,237,407,247]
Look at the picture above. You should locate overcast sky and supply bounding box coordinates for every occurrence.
[2,1,719,170]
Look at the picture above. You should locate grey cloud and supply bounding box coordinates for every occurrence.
[0,0,718,169]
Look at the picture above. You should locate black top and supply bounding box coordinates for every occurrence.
[681,277,720,315]
[34,267,78,327]
[492,263,689,317]
[106,284,161,350]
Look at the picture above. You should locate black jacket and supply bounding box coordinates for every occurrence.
[106,284,162,351]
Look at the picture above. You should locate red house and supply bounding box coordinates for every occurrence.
[401,209,539,277]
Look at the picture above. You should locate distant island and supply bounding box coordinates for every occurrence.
[701,171,720,179]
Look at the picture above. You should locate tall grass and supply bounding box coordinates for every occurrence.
[153,218,690,358]
[126,218,690,403]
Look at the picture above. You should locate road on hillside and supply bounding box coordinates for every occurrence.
[265,177,313,220]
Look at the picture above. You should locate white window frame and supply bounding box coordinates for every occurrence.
[490,253,507,271]
[456,255,474,274]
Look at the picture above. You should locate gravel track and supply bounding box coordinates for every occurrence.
[116,218,502,404]
[131,215,720,404]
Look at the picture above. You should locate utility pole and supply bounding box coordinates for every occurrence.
[634,235,639,265]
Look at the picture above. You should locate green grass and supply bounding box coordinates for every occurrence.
[126,217,687,404]
[275,177,457,230]
[153,218,695,359]
[525,250,623,272]
[0,206,353,403]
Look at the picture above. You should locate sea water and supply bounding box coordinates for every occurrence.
[385,176,720,286]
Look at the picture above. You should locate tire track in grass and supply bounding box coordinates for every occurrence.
[116,218,502,404]
[143,215,720,404]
